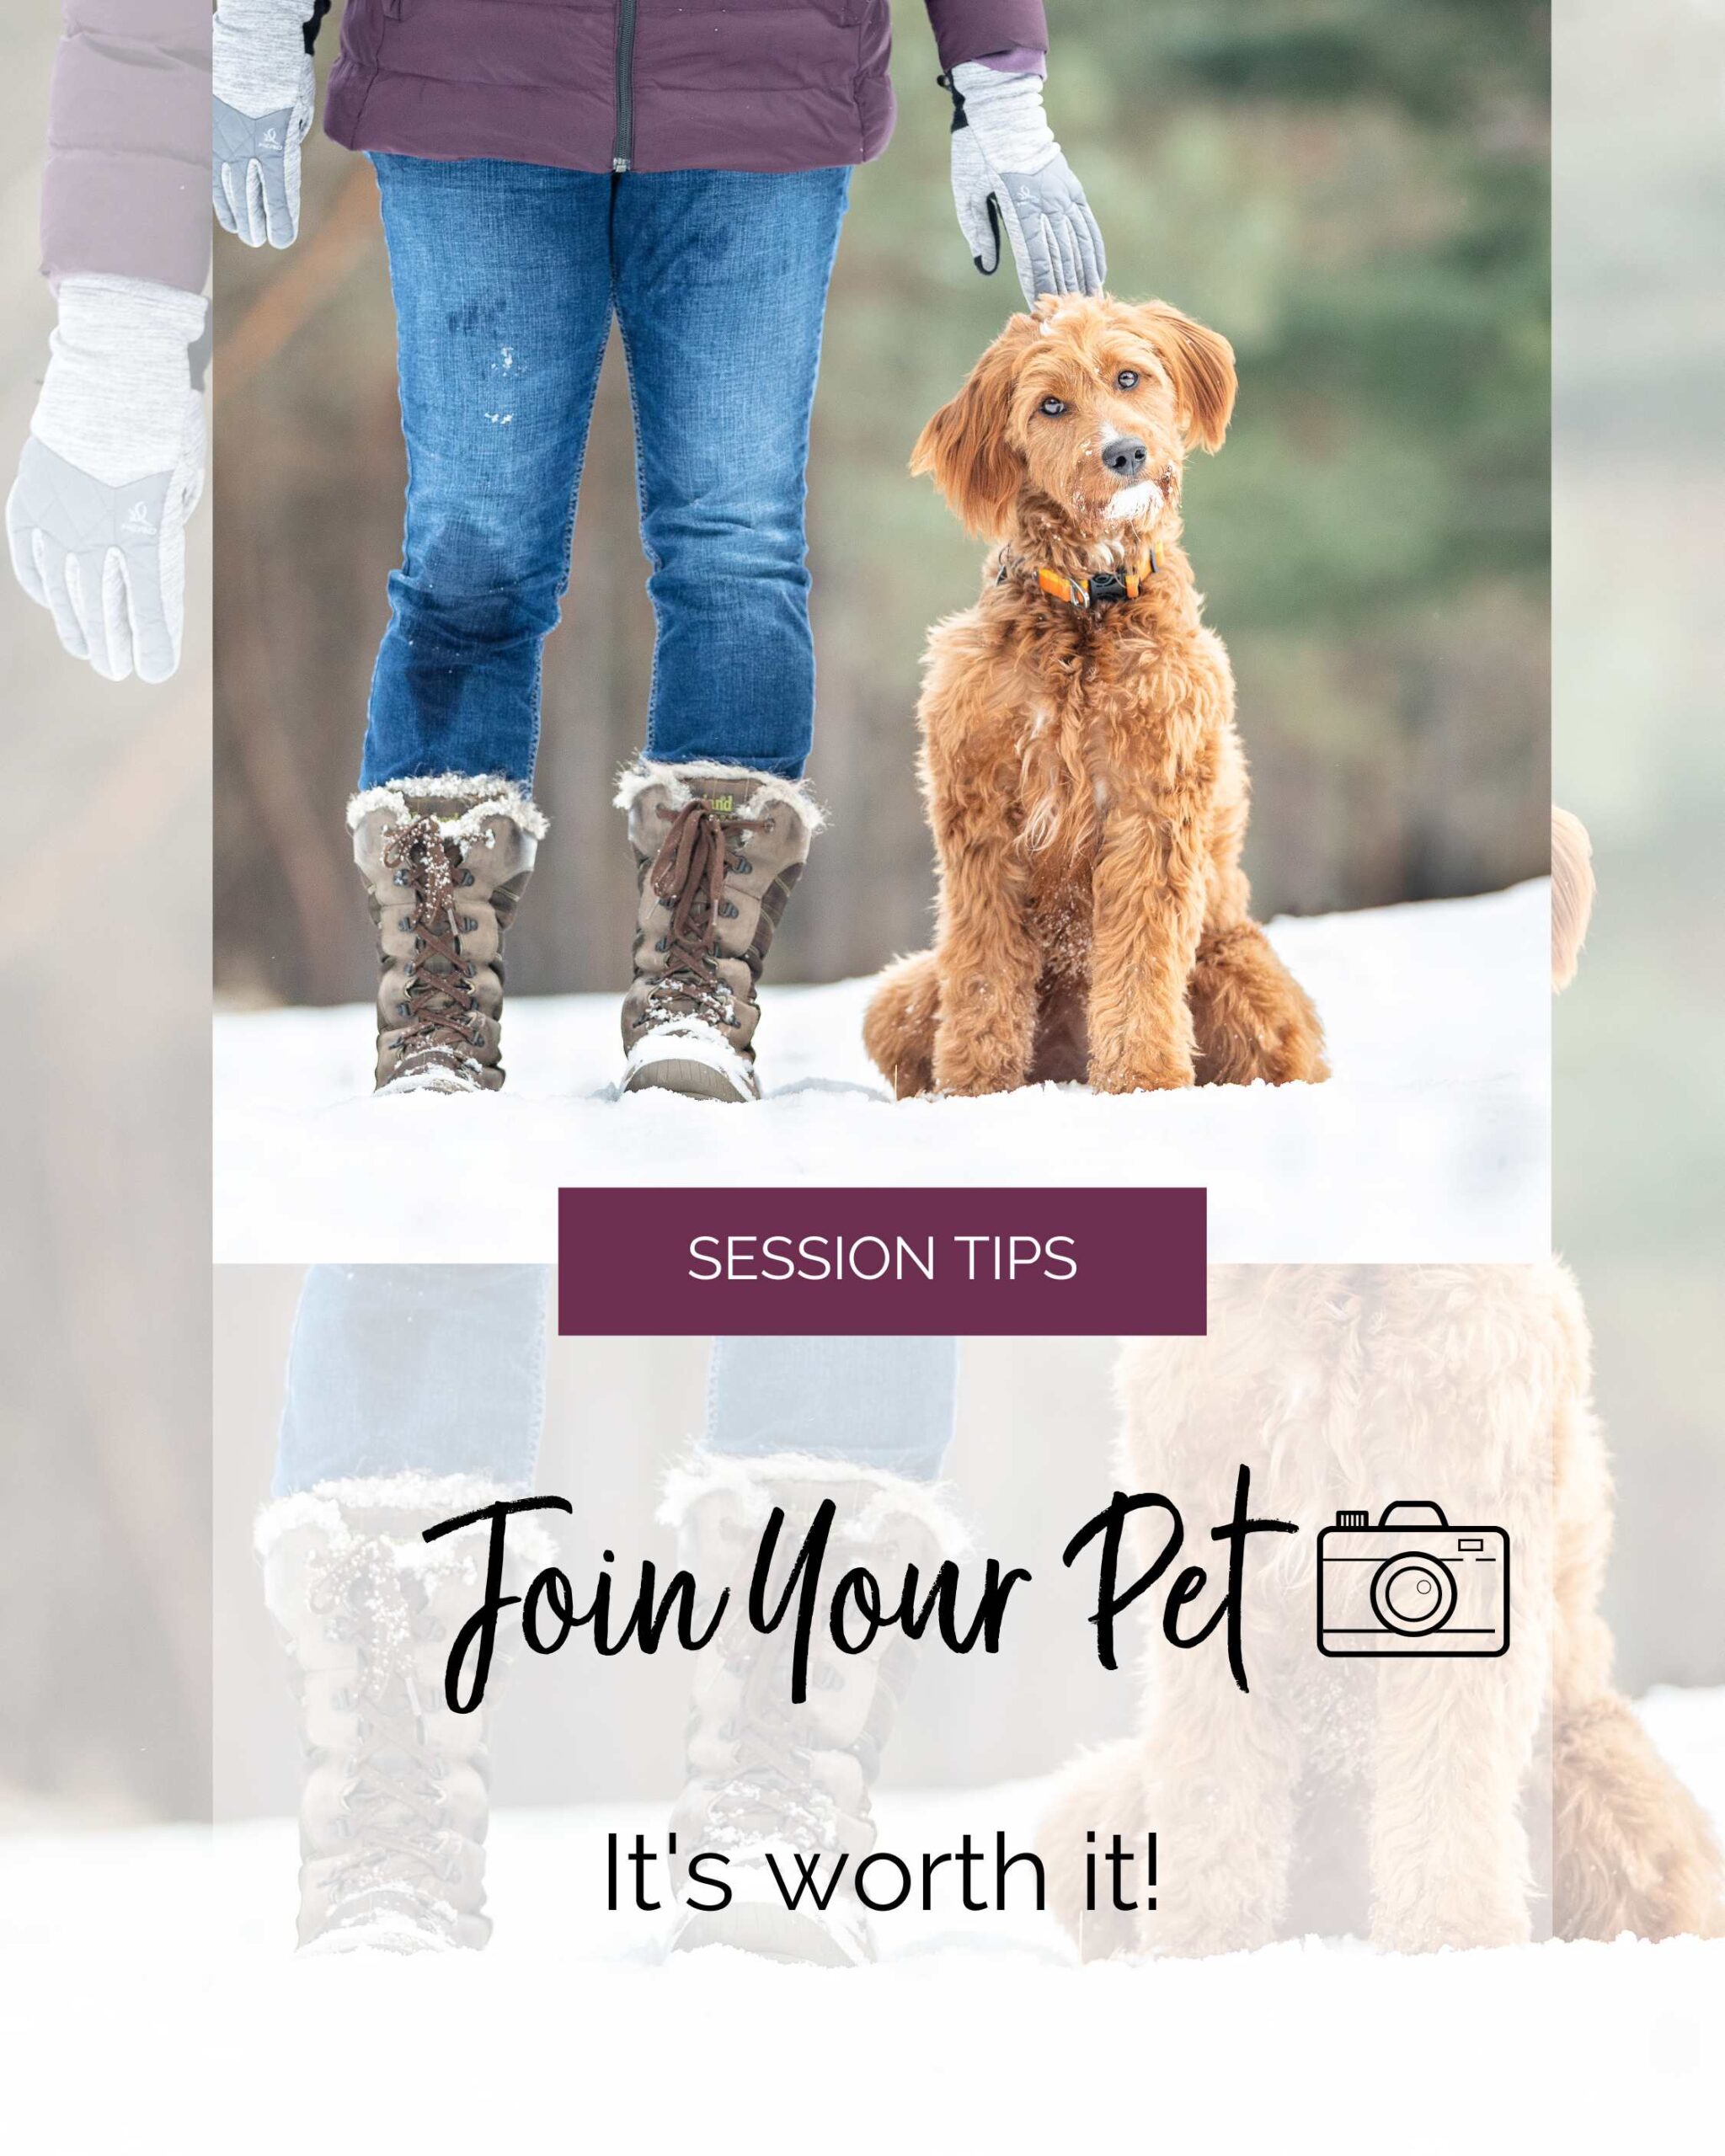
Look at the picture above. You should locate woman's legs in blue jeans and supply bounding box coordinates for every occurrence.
[274,1265,550,1495]
[702,1337,957,1481]
[275,1269,954,1495]
[614,168,849,778]
[361,159,612,788]
[360,159,850,790]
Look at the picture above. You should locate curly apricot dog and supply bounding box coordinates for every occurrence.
[864,296,1327,1099]
[1039,1263,1722,1957]
[1034,830,1723,1956]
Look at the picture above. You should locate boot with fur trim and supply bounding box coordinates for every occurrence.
[617,761,820,1103]
[258,1476,552,1956]
[350,776,545,1095]
[658,1452,965,1965]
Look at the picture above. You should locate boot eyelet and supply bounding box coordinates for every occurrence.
[654,938,667,953]
[462,871,476,887]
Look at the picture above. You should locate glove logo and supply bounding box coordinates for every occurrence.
[123,500,158,539]
[260,127,280,149]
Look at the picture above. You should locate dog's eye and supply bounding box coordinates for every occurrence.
[1039,397,1069,418]
[1117,371,1141,390]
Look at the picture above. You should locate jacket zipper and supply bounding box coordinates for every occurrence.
[612,0,638,171]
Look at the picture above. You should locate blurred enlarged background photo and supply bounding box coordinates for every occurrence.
[1,4,211,1838]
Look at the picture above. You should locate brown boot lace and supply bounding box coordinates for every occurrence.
[383,815,482,1070]
[645,800,766,1027]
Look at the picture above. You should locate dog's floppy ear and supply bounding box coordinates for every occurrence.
[1131,302,1237,453]
[911,316,1035,538]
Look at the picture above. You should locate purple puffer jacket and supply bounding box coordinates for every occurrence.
[41,0,211,294]
[325,1,1049,173]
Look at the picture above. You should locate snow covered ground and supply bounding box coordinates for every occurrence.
[214,880,1550,1264]
[7,1689,1719,2149]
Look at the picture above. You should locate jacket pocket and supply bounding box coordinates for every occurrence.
[383,0,406,19]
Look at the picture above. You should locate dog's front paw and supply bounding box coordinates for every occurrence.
[932,1055,1027,1099]
[1090,1044,1195,1095]
[1371,1903,1532,1955]
[932,1014,1031,1097]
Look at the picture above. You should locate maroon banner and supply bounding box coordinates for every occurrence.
[558,1187,1205,1337]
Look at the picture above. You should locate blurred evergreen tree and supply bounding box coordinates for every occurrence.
[1141,0,1551,624]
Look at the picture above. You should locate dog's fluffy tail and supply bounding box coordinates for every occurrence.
[1551,806,1595,991]
[1554,1694,1725,1940]
[1036,1736,1155,1961]
[863,950,939,1098]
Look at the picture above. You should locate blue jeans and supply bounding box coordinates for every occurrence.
[275,1266,956,1496]
[359,159,852,791]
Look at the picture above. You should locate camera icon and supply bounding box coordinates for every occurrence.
[1316,1502,1509,1658]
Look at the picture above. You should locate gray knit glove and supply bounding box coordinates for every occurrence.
[7,278,208,686]
[948,63,1106,306]
[213,0,318,249]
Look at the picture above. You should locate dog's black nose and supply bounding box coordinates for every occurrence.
[1103,435,1149,478]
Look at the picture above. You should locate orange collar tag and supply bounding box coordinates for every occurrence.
[1034,550,1156,609]
[1037,566,1085,606]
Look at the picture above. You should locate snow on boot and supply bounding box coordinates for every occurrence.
[658,1452,965,1965]
[257,1477,549,1956]
[350,776,545,1095]
[616,761,820,1103]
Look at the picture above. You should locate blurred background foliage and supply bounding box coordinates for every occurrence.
[1552,0,1725,1688]
[214,0,1549,1006]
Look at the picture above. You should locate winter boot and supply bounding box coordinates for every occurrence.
[350,776,545,1095]
[257,1477,550,1956]
[616,761,820,1102]
[659,1453,964,1965]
